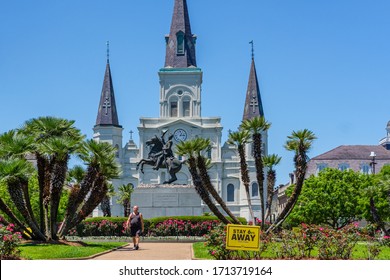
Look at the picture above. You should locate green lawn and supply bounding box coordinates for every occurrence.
[19,241,128,260]
[193,242,390,260]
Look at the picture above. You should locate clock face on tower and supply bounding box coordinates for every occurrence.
[173,129,187,142]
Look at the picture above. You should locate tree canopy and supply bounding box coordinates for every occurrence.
[287,168,374,229]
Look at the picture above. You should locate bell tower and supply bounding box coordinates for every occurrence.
[159,0,202,119]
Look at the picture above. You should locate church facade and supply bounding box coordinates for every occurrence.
[92,0,267,221]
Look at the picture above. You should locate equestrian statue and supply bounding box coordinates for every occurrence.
[136,130,183,184]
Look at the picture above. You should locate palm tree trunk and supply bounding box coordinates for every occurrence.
[187,157,230,224]
[58,165,98,237]
[267,152,307,233]
[197,156,241,224]
[124,199,130,217]
[49,157,68,239]
[237,144,255,224]
[36,154,47,233]
[370,197,389,236]
[253,133,265,229]
[101,195,111,217]
[264,171,276,222]
[0,198,34,239]
[72,176,107,226]
[7,181,46,241]
[20,181,40,229]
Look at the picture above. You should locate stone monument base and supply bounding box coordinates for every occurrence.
[131,184,203,218]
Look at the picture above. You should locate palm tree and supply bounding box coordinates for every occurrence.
[20,116,84,239]
[117,183,134,217]
[263,154,281,222]
[267,129,316,233]
[176,139,230,224]
[241,116,271,229]
[228,130,254,224]
[195,138,241,224]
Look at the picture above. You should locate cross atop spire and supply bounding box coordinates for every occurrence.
[106,41,110,63]
[249,40,254,60]
[164,0,197,68]
[243,49,264,121]
[95,44,121,128]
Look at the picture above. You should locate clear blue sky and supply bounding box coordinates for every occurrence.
[1,0,390,185]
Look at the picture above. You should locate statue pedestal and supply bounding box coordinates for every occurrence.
[131,184,204,218]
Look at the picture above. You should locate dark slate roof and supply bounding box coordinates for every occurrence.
[95,62,121,127]
[164,0,197,68]
[242,58,264,121]
[312,145,390,160]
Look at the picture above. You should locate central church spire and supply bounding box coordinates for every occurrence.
[164,0,197,68]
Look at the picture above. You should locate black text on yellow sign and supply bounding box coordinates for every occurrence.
[226,224,260,251]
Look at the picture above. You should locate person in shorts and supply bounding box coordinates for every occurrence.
[126,205,144,250]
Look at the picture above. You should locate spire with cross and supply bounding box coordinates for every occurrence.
[242,41,264,121]
[95,42,121,128]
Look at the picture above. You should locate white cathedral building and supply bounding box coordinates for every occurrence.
[92,0,268,221]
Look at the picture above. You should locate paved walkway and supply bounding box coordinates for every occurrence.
[90,242,194,260]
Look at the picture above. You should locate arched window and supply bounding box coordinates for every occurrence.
[176,31,185,55]
[182,100,190,117]
[227,184,235,202]
[170,101,178,117]
[207,148,212,159]
[252,182,259,197]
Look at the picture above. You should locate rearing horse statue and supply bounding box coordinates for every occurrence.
[136,132,183,184]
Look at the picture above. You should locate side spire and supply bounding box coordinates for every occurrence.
[164,0,197,68]
[95,42,121,128]
[243,41,264,121]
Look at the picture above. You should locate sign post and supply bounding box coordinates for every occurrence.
[226,224,260,251]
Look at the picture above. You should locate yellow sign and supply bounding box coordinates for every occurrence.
[226,224,260,251]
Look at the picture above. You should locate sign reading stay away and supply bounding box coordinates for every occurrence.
[226,224,260,251]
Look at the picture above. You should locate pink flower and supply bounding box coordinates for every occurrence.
[211,251,216,255]
[384,236,390,239]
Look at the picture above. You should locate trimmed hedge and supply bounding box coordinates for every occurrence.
[67,216,246,237]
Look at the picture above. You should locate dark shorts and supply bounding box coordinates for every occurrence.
[131,226,142,237]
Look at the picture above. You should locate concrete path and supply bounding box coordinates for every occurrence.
[90,242,194,260]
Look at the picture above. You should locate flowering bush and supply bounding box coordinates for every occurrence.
[0,221,22,260]
[272,223,362,260]
[70,220,125,237]
[150,219,219,237]
[315,224,360,260]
